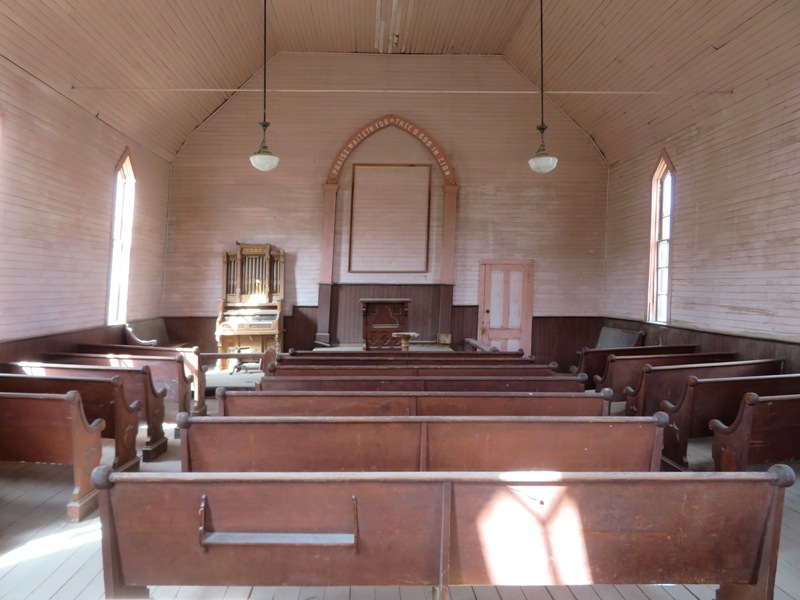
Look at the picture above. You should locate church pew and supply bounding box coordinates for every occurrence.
[570,343,698,381]
[594,351,738,402]
[1,391,105,522]
[216,388,613,417]
[177,413,666,472]
[711,392,800,471]
[74,343,208,415]
[0,361,168,461]
[41,351,193,415]
[661,374,800,469]
[92,465,794,599]
[265,362,559,378]
[257,374,588,393]
[624,358,784,417]
[0,373,140,472]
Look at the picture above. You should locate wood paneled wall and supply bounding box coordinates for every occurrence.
[165,53,608,320]
[0,56,170,343]
[605,6,800,343]
[0,325,124,362]
[331,284,442,344]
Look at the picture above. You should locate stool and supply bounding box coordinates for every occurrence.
[227,346,253,373]
[391,331,419,352]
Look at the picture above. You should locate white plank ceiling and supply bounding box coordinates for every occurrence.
[0,0,794,163]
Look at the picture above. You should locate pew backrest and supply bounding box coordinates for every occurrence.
[711,392,800,471]
[266,363,559,378]
[257,374,588,393]
[216,388,613,417]
[1,391,105,521]
[624,358,784,416]
[594,351,738,402]
[42,351,193,414]
[92,465,794,599]
[74,343,206,415]
[570,343,698,380]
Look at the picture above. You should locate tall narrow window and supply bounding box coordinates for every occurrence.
[647,152,674,323]
[107,151,136,325]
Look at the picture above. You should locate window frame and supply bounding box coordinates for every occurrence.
[107,149,136,326]
[647,150,675,324]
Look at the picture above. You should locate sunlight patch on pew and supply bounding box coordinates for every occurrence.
[0,521,101,568]
[476,484,590,584]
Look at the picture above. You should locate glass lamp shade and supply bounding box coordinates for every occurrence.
[529,140,558,174]
[250,150,279,171]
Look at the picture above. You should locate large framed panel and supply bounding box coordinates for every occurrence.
[349,164,431,273]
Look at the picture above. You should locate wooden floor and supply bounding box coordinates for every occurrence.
[2,397,800,600]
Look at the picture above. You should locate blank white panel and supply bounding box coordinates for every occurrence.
[490,270,505,328]
[349,165,430,272]
[508,270,522,329]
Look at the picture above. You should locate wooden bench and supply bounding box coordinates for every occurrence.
[570,343,698,381]
[1,391,105,522]
[75,343,207,415]
[711,391,800,471]
[177,412,666,472]
[624,358,784,417]
[217,388,613,417]
[0,361,168,461]
[286,347,529,358]
[92,465,794,599]
[0,373,140,472]
[265,362,559,378]
[42,351,193,415]
[594,351,738,402]
[661,374,800,469]
[257,374,588,393]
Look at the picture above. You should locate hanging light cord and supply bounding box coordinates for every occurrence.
[537,0,546,136]
[261,0,268,128]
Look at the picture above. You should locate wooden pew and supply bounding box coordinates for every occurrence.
[75,343,207,415]
[0,373,140,472]
[284,347,530,359]
[569,326,646,373]
[624,358,784,417]
[661,374,800,469]
[594,351,738,402]
[92,465,794,599]
[265,362,559,378]
[1,391,105,522]
[570,343,698,382]
[217,388,613,417]
[257,374,588,393]
[177,412,666,472]
[0,361,168,461]
[41,351,193,415]
[711,392,800,471]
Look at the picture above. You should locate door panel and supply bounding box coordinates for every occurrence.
[478,260,533,355]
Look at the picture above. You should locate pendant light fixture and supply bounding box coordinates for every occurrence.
[528,0,557,174]
[250,0,279,171]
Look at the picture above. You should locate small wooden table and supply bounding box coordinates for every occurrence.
[392,331,419,352]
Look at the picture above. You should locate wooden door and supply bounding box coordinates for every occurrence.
[478,260,534,355]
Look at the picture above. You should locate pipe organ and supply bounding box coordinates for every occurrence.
[215,243,285,357]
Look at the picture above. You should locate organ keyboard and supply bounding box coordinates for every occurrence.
[215,243,285,361]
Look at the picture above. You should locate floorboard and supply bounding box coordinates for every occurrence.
[0,396,799,600]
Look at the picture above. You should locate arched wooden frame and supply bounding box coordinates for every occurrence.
[647,148,675,323]
[316,115,460,346]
